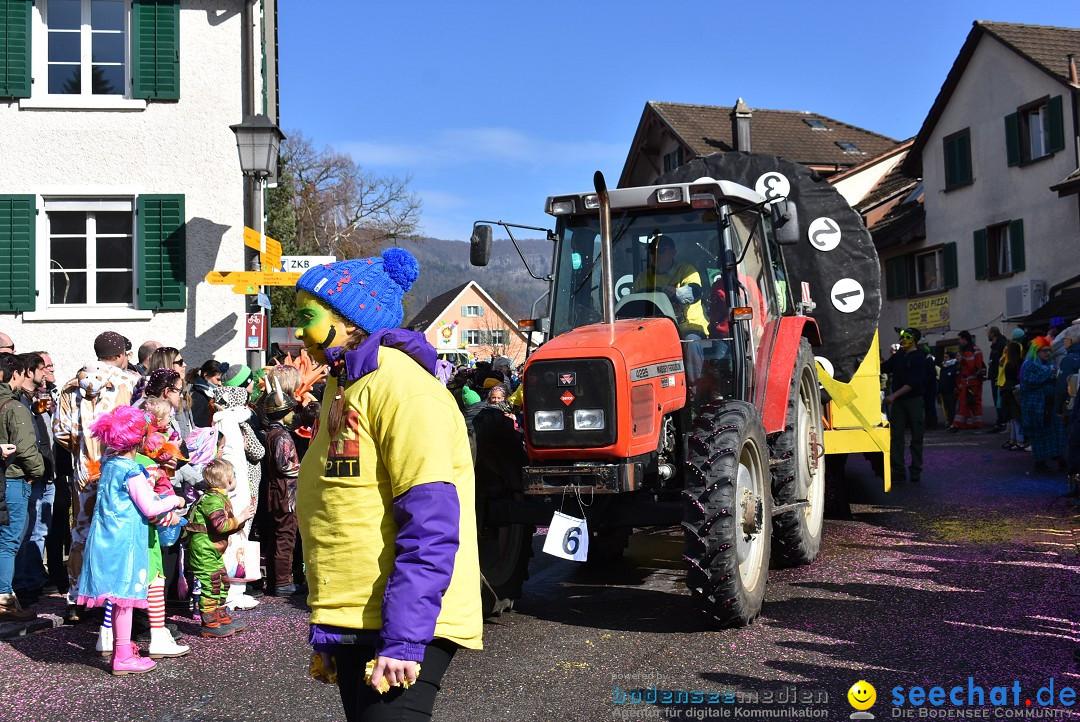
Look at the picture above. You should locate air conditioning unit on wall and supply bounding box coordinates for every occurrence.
[1004,280,1047,319]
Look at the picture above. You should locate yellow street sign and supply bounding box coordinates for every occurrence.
[204,270,301,292]
[243,227,283,270]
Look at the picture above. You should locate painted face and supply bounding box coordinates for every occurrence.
[898,330,917,350]
[294,290,353,364]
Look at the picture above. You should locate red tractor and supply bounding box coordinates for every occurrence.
[470,153,881,625]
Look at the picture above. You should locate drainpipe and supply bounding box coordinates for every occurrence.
[1069,54,1079,169]
[241,2,261,371]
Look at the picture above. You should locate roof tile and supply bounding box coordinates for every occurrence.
[650,101,900,169]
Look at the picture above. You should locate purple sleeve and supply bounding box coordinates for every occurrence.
[378,482,460,661]
[126,474,182,518]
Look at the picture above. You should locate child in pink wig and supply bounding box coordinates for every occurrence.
[79,406,186,676]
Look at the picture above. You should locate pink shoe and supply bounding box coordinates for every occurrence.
[111,641,157,676]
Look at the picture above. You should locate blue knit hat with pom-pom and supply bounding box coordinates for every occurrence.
[295,248,419,333]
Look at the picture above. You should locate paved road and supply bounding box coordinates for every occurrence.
[2,430,1078,721]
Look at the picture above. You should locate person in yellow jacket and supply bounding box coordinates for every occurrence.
[632,234,707,337]
[293,248,481,721]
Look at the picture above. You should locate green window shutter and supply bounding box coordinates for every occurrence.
[973,228,988,280]
[943,242,958,289]
[1046,96,1065,154]
[137,194,186,310]
[944,132,972,188]
[885,256,908,300]
[0,0,32,99]
[1009,219,1025,273]
[957,133,971,184]
[132,0,180,100]
[0,195,36,312]
[943,137,957,188]
[1004,113,1020,166]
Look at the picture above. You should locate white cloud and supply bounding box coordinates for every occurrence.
[341,127,625,172]
[416,188,468,213]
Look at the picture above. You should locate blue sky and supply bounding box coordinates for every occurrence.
[279,3,1079,242]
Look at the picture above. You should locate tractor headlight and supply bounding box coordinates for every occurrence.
[573,409,605,430]
[656,187,684,203]
[533,410,564,431]
[549,199,576,215]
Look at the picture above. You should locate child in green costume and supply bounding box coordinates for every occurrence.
[185,458,253,637]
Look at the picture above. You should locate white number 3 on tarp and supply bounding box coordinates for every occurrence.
[542,511,590,562]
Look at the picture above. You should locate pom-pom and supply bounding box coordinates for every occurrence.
[364,658,420,693]
[381,248,419,293]
[309,653,338,685]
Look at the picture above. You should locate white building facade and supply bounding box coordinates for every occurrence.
[0,0,276,379]
[888,22,1080,344]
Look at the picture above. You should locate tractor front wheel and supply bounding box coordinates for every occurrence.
[683,401,772,627]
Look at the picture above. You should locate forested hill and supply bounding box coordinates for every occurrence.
[398,237,553,321]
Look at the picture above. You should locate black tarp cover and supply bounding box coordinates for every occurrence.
[656,152,881,382]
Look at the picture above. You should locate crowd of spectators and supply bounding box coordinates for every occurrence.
[0,329,315,675]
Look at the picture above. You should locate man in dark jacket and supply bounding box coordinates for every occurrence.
[0,353,44,620]
[882,327,928,484]
[938,352,959,428]
[12,353,55,603]
[986,327,1006,432]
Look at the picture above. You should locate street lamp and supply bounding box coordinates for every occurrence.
[230,114,285,370]
[230,114,284,178]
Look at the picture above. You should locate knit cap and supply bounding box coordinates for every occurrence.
[221,363,252,387]
[461,386,481,406]
[1011,328,1025,341]
[295,248,420,333]
[94,331,127,359]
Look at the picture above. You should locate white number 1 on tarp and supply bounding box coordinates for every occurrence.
[542,511,590,562]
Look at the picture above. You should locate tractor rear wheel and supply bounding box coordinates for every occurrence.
[683,401,771,626]
[770,339,826,567]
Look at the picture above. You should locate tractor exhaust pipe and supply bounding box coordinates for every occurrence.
[594,170,615,326]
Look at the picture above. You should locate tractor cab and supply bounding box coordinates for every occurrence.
[542,179,796,413]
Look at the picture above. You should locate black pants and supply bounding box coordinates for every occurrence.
[335,639,457,722]
[46,477,71,591]
[889,395,925,478]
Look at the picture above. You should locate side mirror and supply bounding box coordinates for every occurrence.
[470,224,493,266]
[771,199,800,245]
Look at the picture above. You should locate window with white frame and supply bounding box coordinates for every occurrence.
[461,305,483,317]
[914,248,943,294]
[46,0,128,96]
[987,223,1013,278]
[46,199,134,306]
[1020,102,1051,161]
[490,329,508,346]
[463,329,483,345]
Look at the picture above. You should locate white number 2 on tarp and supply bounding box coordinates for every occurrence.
[542,511,590,562]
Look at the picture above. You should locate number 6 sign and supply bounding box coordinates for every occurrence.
[542,511,590,562]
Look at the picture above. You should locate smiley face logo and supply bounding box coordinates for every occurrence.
[848,680,876,710]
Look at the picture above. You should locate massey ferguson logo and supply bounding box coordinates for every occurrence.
[558,372,576,386]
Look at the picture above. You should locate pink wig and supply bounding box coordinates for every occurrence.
[90,405,152,453]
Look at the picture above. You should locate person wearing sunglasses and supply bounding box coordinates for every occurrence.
[882,326,928,484]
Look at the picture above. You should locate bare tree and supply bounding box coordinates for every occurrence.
[479,311,514,362]
[285,131,422,258]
